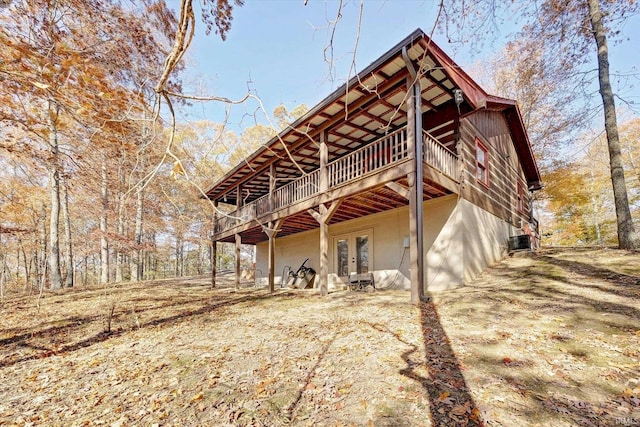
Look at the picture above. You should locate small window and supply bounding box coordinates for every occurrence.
[517,181,525,213]
[475,138,489,187]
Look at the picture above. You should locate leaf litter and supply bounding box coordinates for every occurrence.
[0,247,638,426]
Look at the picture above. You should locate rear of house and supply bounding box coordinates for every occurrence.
[204,29,541,299]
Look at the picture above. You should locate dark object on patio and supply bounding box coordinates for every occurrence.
[288,258,316,289]
[509,234,531,252]
[349,272,374,291]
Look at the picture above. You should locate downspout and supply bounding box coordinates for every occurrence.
[402,47,427,302]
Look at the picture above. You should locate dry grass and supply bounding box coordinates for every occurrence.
[0,247,638,426]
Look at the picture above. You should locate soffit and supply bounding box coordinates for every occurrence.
[204,30,460,205]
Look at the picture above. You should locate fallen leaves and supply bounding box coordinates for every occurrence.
[0,248,638,426]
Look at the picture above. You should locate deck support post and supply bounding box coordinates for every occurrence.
[235,233,241,289]
[319,131,328,192]
[236,184,243,225]
[269,163,276,211]
[211,238,217,288]
[404,48,425,304]
[211,200,218,289]
[262,218,284,292]
[308,199,343,296]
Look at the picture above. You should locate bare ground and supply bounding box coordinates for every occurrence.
[0,247,638,426]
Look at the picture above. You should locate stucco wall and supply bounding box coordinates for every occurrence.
[256,208,411,290]
[423,196,464,291]
[256,194,464,291]
[255,196,517,292]
[460,198,518,282]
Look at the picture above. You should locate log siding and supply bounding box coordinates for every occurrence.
[459,110,532,229]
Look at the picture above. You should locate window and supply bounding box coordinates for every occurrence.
[475,138,489,187]
[517,181,525,213]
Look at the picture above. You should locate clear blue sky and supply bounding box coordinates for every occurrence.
[170,0,640,132]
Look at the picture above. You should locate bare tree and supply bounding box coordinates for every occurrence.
[440,0,640,248]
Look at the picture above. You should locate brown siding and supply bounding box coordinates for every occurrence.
[459,111,531,229]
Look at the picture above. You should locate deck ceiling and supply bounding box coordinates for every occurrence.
[205,31,463,207]
[217,179,453,245]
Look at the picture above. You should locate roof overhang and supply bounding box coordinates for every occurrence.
[204,28,542,204]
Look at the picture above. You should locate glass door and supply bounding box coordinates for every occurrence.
[334,229,372,283]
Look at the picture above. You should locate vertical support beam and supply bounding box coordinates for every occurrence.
[236,184,243,225]
[211,238,217,288]
[268,229,276,292]
[319,130,328,192]
[319,208,329,296]
[269,163,276,211]
[262,219,283,293]
[414,76,424,300]
[211,200,218,289]
[308,199,343,297]
[404,50,425,304]
[235,233,241,289]
[408,171,420,303]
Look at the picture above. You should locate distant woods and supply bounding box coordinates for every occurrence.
[0,0,296,293]
[0,107,306,292]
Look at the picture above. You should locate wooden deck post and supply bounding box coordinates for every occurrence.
[404,49,425,304]
[269,163,276,211]
[319,130,328,192]
[262,219,283,292]
[235,233,241,289]
[234,184,243,289]
[211,238,217,288]
[308,199,343,296]
[319,219,329,295]
[236,184,243,225]
[211,201,218,289]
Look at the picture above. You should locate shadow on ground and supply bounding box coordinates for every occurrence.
[0,286,295,368]
[368,300,484,426]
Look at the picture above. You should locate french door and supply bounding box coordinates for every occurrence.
[334,229,373,282]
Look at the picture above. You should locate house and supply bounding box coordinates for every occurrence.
[204,29,541,302]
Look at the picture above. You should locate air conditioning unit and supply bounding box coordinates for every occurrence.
[509,234,531,251]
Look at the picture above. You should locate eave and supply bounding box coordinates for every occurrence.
[203,28,542,204]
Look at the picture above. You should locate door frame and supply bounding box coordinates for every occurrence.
[332,228,374,282]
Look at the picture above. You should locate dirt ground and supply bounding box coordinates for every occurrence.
[0,247,638,426]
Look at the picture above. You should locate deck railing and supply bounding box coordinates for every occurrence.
[422,130,458,180]
[329,127,407,187]
[273,169,320,211]
[214,126,458,234]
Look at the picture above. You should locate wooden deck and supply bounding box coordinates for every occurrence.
[213,126,459,241]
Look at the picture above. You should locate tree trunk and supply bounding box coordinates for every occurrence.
[115,191,125,283]
[38,209,48,291]
[60,176,74,287]
[83,255,88,286]
[587,0,639,249]
[115,147,128,283]
[100,158,110,284]
[18,238,30,288]
[175,238,182,277]
[0,246,6,301]
[130,185,144,282]
[47,101,62,290]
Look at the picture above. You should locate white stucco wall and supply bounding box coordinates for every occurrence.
[256,194,463,291]
[423,196,464,291]
[255,194,515,292]
[256,207,411,290]
[460,198,517,282]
